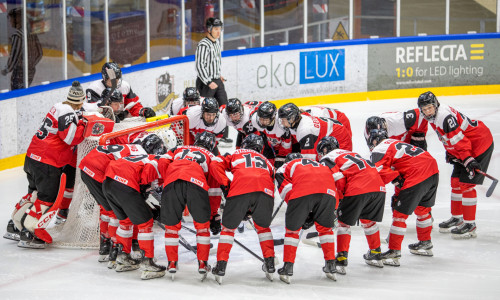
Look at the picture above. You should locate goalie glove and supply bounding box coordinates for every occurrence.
[97,106,115,122]
[210,214,221,235]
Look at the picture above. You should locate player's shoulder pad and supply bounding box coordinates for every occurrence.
[403,109,417,130]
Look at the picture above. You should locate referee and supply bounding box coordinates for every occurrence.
[195,17,232,144]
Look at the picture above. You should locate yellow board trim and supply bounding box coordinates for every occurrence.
[1,84,499,171]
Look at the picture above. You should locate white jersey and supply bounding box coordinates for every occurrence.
[250,112,291,156]
[185,105,227,139]
[169,97,185,116]
[222,105,255,135]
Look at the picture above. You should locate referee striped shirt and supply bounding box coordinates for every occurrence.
[195,37,222,85]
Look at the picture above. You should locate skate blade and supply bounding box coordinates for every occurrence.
[336,266,346,275]
[214,275,223,285]
[451,232,477,240]
[200,272,208,282]
[17,240,46,249]
[98,255,109,262]
[279,274,291,284]
[115,264,140,272]
[170,273,175,281]
[141,270,166,280]
[365,259,384,268]
[382,258,400,267]
[3,232,20,241]
[410,249,433,256]
[131,251,143,259]
[265,272,274,282]
[107,261,116,269]
[438,227,454,233]
[325,273,337,281]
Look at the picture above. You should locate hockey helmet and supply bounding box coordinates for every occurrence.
[285,152,303,163]
[226,98,244,125]
[316,136,340,159]
[206,17,223,32]
[101,62,122,88]
[257,101,277,127]
[241,134,265,153]
[364,116,386,142]
[183,87,200,106]
[141,134,167,155]
[201,97,220,126]
[418,91,439,121]
[367,129,388,151]
[194,131,217,152]
[278,103,301,129]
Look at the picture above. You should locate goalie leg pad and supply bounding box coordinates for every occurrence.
[22,199,52,233]
[12,192,37,231]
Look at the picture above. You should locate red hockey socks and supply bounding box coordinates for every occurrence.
[254,222,275,259]
[194,220,211,262]
[450,177,463,218]
[283,228,300,263]
[316,223,335,261]
[414,206,433,241]
[360,219,381,250]
[116,218,134,253]
[164,222,182,262]
[217,226,235,262]
[137,219,154,258]
[336,222,351,253]
[461,184,477,223]
[388,211,409,251]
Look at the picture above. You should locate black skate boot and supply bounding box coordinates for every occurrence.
[212,260,228,284]
[262,256,276,281]
[451,222,477,239]
[140,257,166,280]
[335,251,348,275]
[363,247,383,268]
[408,240,433,256]
[198,260,211,281]
[278,262,294,284]
[115,244,140,272]
[107,243,118,269]
[381,249,401,267]
[98,235,112,262]
[131,239,142,259]
[167,261,178,281]
[323,260,337,281]
[17,228,46,249]
[4,219,21,241]
[439,216,463,233]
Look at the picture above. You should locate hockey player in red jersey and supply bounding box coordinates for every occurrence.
[209,134,276,283]
[85,62,155,119]
[7,81,87,249]
[158,131,219,280]
[278,103,352,160]
[317,137,386,274]
[185,97,228,150]
[304,106,352,136]
[275,153,338,283]
[418,91,494,239]
[168,87,201,116]
[368,128,439,266]
[102,138,167,279]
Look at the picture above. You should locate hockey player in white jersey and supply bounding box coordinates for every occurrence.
[168,87,201,116]
[303,106,352,136]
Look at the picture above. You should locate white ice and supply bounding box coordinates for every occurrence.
[1,94,499,300]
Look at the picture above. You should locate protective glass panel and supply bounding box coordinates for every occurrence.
[149,0,182,61]
[223,0,261,50]
[308,0,350,42]
[185,0,220,56]
[353,0,396,39]
[450,0,497,34]
[0,3,25,91]
[264,0,304,46]
[400,0,446,36]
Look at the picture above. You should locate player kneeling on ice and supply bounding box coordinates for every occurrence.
[102,135,167,279]
[6,81,87,248]
[368,128,439,266]
[158,131,220,281]
[209,134,276,284]
[275,153,338,284]
[317,137,386,274]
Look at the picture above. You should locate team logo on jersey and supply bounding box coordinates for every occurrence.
[380,186,386,192]
[113,175,128,185]
[82,167,95,178]
[92,123,105,135]
[30,153,42,161]
[264,188,273,196]
[190,177,204,188]
[327,189,336,197]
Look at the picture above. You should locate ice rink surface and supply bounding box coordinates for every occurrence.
[1,94,499,300]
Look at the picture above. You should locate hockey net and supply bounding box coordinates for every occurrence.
[51,115,189,249]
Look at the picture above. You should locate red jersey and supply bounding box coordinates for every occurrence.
[370,139,439,189]
[275,158,337,202]
[159,145,215,191]
[26,102,86,168]
[320,149,385,197]
[79,144,147,183]
[210,149,275,198]
[429,105,493,160]
[290,114,352,160]
[305,106,352,136]
[86,79,143,117]
[104,154,163,192]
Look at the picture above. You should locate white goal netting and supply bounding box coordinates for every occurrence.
[51,115,188,249]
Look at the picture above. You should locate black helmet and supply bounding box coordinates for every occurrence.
[183,87,200,105]
[364,116,386,141]
[285,152,303,163]
[278,103,301,128]
[101,88,123,107]
[417,91,439,121]
[226,98,244,125]
[316,136,340,158]
[367,129,388,151]
[241,134,264,153]
[141,134,167,155]
[201,97,220,126]
[101,62,122,88]
[257,101,277,127]
[206,17,223,31]
[194,131,217,152]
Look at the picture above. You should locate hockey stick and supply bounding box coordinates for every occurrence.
[155,221,199,254]
[271,199,285,222]
[476,170,498,197]
[247,218,284,246]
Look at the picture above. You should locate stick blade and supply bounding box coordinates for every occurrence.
[486,179,498,197]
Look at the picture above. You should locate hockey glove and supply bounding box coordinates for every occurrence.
[391,175,405,188]
[410,132,427,151]
[463,156,481,179]
[140,184,152,200]
[302,212,315,230]
[221,184,230,198]
[210,214,222,235]
[445,151,461,165]
[140,107,156,118]
[242,210,252,221]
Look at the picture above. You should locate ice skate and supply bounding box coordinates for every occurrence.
[198,260,211,282]
[212,260,227,285]
[54,208,69,225]
[107,243,118,269]
[17,229,46,249]
[363,247,384,268]
[115,245,140,272]
[237,221,245,233]
[438,216,463,233]
[322,260,337,281]
[98,235,111,262]
[167,261,178,281]
[131,239,143,259]
[381,249,401,267]
[451,222,477,239]
[278,262,293,284]
[408,240,433,256]
[4,219,20,241]
[262,256,276,281]
[335,251,348,275]
[140,257,166,280]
